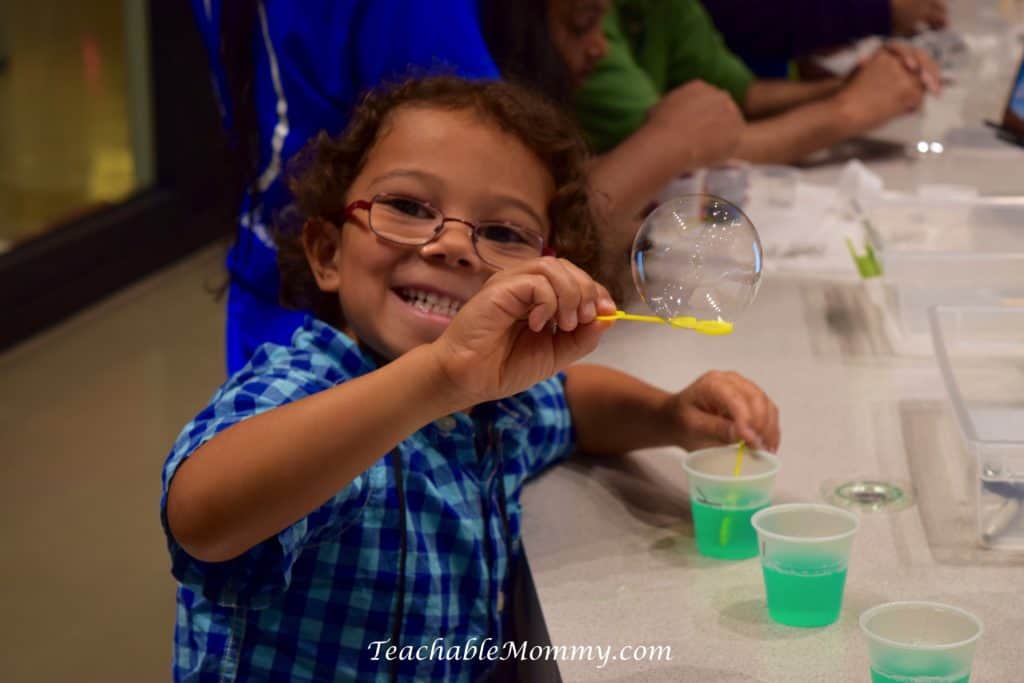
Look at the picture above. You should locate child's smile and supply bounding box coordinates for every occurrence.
[394,286,465,320]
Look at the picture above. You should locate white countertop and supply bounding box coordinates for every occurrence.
[521,272,1024,681]
[520,17,1024,680]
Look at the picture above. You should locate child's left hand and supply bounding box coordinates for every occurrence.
[664,371,780,453]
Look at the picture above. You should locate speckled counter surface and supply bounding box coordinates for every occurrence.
[520,274,1024,681]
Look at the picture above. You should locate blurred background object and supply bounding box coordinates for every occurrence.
[0,0,152,248]
[0,1,230,350]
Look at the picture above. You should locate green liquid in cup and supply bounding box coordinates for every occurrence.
[762,562,847,627]
[870,670,969,683]
[692,500,765,559]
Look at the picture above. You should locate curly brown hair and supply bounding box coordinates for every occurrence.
[275,75,607,327]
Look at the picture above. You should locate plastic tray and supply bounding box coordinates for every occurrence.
[863,193,1024,354]
[929,305,1024,550]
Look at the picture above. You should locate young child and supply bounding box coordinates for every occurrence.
[161,76,780,682]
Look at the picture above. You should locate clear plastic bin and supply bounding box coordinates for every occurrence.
[929,305,1024,551]
[862,193,1024,354]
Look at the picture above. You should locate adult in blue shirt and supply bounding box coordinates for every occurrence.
[192,0,601,374]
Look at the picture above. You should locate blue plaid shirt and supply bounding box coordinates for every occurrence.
[161,318,574,681]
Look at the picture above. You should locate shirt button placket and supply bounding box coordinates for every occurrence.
[435,415,457,433]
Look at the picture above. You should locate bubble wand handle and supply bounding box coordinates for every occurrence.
[595,310,734,335]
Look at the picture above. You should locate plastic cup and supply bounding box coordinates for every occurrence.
[750,165,801,208]
[860,602,983,683]
[751,503,859,627]
[682,447,779,560]
[704,164,751,208]
[655,170,707,205]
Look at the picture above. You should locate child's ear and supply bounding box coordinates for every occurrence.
[302,218,343,292]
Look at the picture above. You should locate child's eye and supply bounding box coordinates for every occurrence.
[378,196,435,220]
[478,224,532,245]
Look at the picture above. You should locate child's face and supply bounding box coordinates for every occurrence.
[548,0,610,88]
[313,106,556,360]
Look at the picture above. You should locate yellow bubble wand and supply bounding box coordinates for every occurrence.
[596,310,733,335]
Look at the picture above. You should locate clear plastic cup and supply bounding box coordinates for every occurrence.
[860,602,983,683]
[751,503,859,627]
[915,86,968,157]
[682,447,779,560]
[750,165,801,208]
[655,170,707,205]
[704,164,751,208]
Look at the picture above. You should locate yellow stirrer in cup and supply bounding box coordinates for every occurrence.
[719,441,747,546]
[733,440,747,476]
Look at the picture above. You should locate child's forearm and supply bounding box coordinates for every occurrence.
[735,97,858,164]
[564,364,677,456]
[742,78,845,119]
[167,344,464,563]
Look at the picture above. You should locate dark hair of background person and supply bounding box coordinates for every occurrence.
[479,0,574,107]
[218,0,262,224]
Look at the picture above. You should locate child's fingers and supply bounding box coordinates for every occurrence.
[725,373,780,452]
[488,263,569,332]
[507,273,558,333]
[729,380,768,446]
[557,259,614,324]
[708,383,758,448]
[551,315,612,367]
[691,371,768,451]
[561,259,599,324]
[528,257,583,331]
[683,408,737,447]
[766,400,781,452]
[918,50,942,93]
[743,387,778,452]
[487,258,615,337]
[595,284,616,316]
[885,42,919,72]
[742,386,780,452]
[885,43,941,94]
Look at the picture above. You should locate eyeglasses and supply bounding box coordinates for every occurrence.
[344,193,552,269]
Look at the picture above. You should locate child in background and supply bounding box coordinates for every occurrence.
[161,76,780,682]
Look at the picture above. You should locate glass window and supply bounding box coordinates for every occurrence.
[0,0,154,253]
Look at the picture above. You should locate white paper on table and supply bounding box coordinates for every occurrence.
[742,181,862,278]
[811,37,882,77]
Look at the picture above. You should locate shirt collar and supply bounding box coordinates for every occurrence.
[293,315,378,376]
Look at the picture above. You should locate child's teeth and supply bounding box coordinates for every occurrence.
[402,289,461,316]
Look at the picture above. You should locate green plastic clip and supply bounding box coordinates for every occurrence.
[845,237,883,279]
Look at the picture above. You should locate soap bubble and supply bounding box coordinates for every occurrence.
[631,195,763,327]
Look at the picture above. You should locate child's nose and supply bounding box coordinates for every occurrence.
[589,34,608,62]
[418,220,484,269]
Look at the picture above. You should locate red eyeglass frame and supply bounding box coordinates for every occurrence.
[343,195,557,259]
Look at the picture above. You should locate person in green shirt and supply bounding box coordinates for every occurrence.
[578,0,757,153]
[564,0,940,252]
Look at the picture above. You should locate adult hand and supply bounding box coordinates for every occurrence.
[891,0,948,37]
[647,80,746,169]
[884,41,942,94]
[836,47,927,130]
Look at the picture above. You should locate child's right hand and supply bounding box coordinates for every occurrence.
[429,257,616,405]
